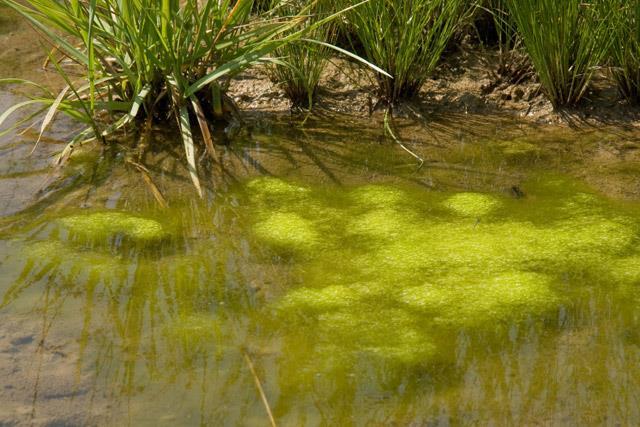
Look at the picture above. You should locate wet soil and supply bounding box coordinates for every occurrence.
[229,47,640,127]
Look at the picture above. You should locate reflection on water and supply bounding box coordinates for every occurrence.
[1,113,640,425]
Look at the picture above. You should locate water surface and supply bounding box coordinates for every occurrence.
[1,107,640,426]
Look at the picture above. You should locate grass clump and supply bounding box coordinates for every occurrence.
[341,0,471,104]
[0,0,356,195]
[600,1,640,102]
[484,0,530,81]
[267,0,336,108]
[505,0,611,108]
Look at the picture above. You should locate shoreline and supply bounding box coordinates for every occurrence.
[230,48,640,128]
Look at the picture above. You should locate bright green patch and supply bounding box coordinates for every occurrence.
[401,272,560,327]
[610,255,640,285]
[315,309,437,364]
[246,177,311,202]
[349,185,408,208]
[59,212,166,243]
[442,192,501,217]
[251,175,640,367]
[253,212,321,254]
[23,240,125,277]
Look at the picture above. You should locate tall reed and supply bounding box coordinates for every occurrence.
[0,0,354,195]
[505,0,611,108]
[340,0,471,105]
[267,0,336,109]
[601,0,640,103]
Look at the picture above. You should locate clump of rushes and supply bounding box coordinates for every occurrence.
[601,1,640,103]
[267,0,336,109]
[0,0,359,195]
[505,0,612,108]
[484,0,530,83]
[342,0,472,105]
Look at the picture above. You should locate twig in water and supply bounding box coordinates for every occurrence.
[126,159,169,209]
[384,109,424,170]
[243,350,277,427]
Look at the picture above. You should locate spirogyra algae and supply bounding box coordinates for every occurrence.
[250,175,640,367]
[442,192,501,217]
[400,272,560,327]
[253,212,321,254]
[59,212,167,244]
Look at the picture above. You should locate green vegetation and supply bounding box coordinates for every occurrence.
[483,0,530,83]
[267,0,336,108]
[0,0,355,195]
[442,192,501,217]
[338,0,472,104]
[245,177,640,366]
[505,0,611,107]
[59,212,167,244]
[601,0,640,102]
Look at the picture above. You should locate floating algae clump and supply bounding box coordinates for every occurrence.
[348,208,421,241]
[280,285,357,313]
[442,192,501,217]
[609,255,640,285]
[260,175,640,367]
[316,309,437,364]
[253,212,320,254]
[348,185,408,208]
[401,272,560,327]
[59,212,166,244]
[246,177,312,210]
[20,239,126,281]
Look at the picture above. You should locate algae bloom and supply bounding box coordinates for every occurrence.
[249,175,640,368]
[59,212,167,244]
[252,212,321,254]
[400,272,560,327]
[442,192,501,217]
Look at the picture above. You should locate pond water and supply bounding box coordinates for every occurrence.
[3,7,640,425]
[1,103,640,426]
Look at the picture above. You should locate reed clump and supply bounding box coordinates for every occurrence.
[0,0,348,195]
[267,0,336,108]
[337,0,472,105]
[505,0,611,108]
[600,0,640,103]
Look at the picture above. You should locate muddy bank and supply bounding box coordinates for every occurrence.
[2,3,639,128]
[229,48,640,127]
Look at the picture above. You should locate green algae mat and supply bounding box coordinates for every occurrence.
[2,167,640,425]
[3,112,640,425]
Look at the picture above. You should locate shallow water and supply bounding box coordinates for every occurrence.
[1,108,640,426]
[3,8,640,423]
